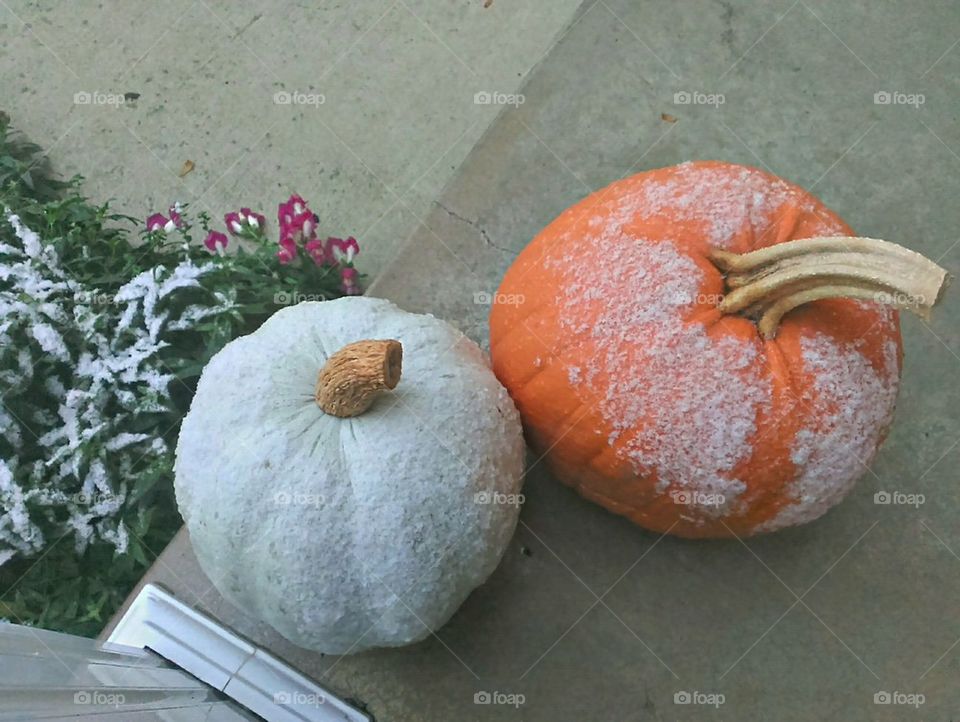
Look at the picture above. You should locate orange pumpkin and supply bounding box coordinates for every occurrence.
[489,161,947,538]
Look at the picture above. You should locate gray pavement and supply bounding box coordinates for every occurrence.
[13,0,959,719]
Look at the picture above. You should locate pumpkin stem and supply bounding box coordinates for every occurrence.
[315,339,403,417]
[708,237,950,339]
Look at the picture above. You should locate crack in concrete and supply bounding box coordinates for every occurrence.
[234,13,263,40]
[436,201,515,254]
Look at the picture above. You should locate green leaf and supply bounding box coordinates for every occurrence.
[0,118,358,636]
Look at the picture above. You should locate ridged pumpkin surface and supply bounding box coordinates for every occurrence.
[489,161,902,538]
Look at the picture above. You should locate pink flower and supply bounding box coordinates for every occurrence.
[305,238,328,265]
[204,231,229,253]
[327,236,360,265]
[224,211,244,235]
[146,213,168,232]
[299,212,315,240]
[240,207,266,229]
[277,237,297,265]
[168,204,183,228]
[224,208,267,236]
[340,266,361,295]
[278,195,308,227]
[277,195,317,244]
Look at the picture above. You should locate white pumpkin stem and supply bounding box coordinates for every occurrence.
[708,237,950,339]
[315,339,403,417]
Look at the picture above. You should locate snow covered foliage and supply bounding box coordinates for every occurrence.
[0,210,235,565]
[0,118,363,634]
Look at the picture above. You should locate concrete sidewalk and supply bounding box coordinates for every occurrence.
[11,0,960,719]
[0,0,579,277]
[104,1,960,720]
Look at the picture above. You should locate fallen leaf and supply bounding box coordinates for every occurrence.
[661,112,678,123]
[178,160,195,178]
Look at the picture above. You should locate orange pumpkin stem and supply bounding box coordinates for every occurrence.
[315,339,403,417]
[709,237,951,339]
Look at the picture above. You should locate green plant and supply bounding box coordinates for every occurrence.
[0,117,364,635]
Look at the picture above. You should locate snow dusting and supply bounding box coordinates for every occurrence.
[758,334,899,531]
[590,161,842,249]
[533,164,903,530]
[548,233,770,519]
[0,209,236,565]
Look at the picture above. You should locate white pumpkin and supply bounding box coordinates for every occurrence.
[174,297,525,654]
